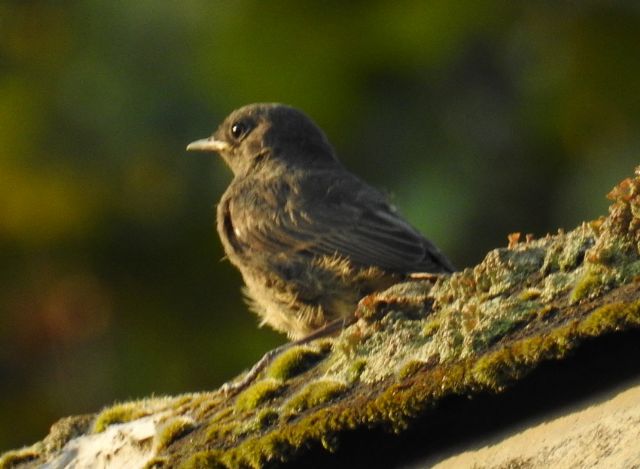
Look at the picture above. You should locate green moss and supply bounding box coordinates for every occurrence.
[266,346,327,381]
[536,305,556,320]
[93,402,149,433]
[235,408,280,438]
[142,456,169,469]
[422,318,440,336]
[206,407,233,424]
[180,450,226,469]
[205,420,238,443]
[284,380,348,414]
[235,379,286,412]
[437,362,469,395]
[347,359,367,383]
[518,288,541,301]
[156,417,195,450]
[471,348,518,391]
[397,360,426,380]
[254,408,279,430]
[194,396,227,419]
[577,301,640,337]
[0,447,40,468]
[570,267,610,303]
[44,414,93,452]
[471,316,585,391]
[314,339,334,354]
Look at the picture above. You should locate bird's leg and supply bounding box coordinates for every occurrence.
[219,317,354,397]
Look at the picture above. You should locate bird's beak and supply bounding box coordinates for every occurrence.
[186,138,229,153]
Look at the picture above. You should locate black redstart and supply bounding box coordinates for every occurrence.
[187,103,454,340]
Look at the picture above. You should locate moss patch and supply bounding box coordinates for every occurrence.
[155,417,196,450]
[283,380,348,415]
[205,420,239,443]
[254,408,279,430]
[570,266,610,303]
[142,456,169,469]
[0,446,41,468]
[577,301,640,336]
[234,379,286,412]
[346,359,367,383]
[44,414,93,453]
[397,359,428,380]
[93,402,150,433]
[266,345,328,381]
[422,318,441,336]
[90,396,179,434]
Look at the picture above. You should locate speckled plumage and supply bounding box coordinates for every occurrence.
[188,103,454,339]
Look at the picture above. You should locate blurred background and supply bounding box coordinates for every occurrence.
[2,0,640,451]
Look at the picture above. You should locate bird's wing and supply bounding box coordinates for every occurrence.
[230,171,454,273]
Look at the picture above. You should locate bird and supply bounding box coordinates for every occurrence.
[187,103,454,341]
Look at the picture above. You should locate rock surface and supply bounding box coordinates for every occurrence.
[3,168,640,469]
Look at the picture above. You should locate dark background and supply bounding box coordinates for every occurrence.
[2,1,639,451]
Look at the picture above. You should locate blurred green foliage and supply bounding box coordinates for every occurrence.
[1,0,640,451]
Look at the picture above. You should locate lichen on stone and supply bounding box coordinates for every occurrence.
[6,167,640,469]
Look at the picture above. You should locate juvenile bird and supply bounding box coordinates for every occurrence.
[187,103,454,340]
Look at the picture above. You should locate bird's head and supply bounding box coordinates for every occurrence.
[187,103,338,177]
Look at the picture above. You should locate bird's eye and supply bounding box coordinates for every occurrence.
[230,121,248,140]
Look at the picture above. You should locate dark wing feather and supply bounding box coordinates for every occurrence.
[229,171,454,273]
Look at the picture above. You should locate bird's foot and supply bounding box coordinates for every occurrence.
[217,318,350,397]
[218,346,286,397]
